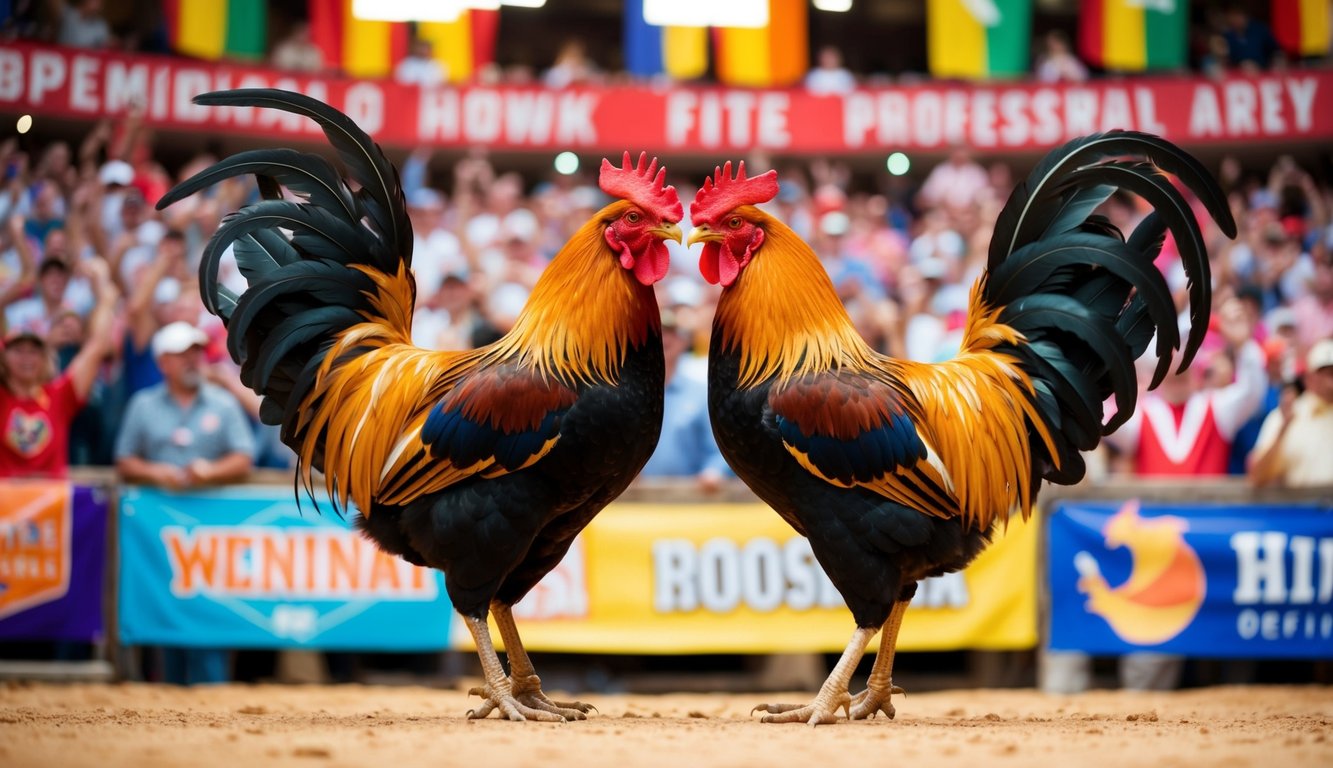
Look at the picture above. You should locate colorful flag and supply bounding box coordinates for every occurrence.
[713,0,808,87]
[1273,0,1332,58]
[1079,0,1189,72]
[623,0,710,80]
[416,10,500,83]
[309,1,498,83]
[163,0,267,61]
[928,0,1032,79]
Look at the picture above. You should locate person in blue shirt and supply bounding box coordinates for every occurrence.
[115,321,254,685]
[639,279,730,491]
[1222,6,1281,71]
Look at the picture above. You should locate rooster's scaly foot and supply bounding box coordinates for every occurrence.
[848,683,905,720]
[466,683,568,722]
[752,691,850,726]
[510,675,594,720]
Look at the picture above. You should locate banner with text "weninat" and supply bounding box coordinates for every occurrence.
[117,486,451,650]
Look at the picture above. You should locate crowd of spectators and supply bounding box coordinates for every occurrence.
[3,105,1331,494]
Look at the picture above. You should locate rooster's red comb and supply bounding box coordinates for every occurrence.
[689,161,778,223]
[599,152,683,222]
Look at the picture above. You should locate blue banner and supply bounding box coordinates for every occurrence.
[1048,498,1333,658]
[0,482,107,642]
[118,486,452,650]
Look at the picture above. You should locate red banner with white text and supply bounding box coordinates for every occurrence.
[3,43,1331,154]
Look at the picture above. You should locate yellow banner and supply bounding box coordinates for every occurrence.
[453,503,1037,653]
[418,18,473,84]
[927,0,987,79]
[174,1,227,61]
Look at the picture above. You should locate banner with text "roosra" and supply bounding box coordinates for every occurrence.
[117,486,452,650]
[455,503,1038,654]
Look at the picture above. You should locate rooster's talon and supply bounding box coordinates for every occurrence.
[848,682,904,721]
[753,693,850,725]
[752,703,805,716]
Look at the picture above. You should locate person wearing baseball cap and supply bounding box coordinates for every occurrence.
[0,257,119,478]
[113,319,255,686]
[115,320,254,493]
[1249,338,1333,488]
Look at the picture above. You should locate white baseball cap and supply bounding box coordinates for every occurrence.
[1307,339,1333,372]
[152,321,208,358]
[98,160,134,187]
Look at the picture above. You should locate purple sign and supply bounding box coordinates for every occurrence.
[0,482,108,642]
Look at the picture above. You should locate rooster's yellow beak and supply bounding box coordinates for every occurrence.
[688,225,722,246]
[651,222,684,244]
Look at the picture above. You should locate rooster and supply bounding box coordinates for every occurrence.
[157,90,683,722]
[688,134,1234,725]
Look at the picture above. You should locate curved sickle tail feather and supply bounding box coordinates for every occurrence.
[969,131,1235,487]
[157,89,418,512]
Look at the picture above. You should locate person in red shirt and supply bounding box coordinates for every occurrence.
[0,257,118,478]
[1104,296,1266,477]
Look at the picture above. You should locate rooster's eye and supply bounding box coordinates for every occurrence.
[728,216,742,229]
[626,211,641,224]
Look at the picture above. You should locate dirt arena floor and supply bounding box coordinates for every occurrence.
[2,682,1329,767]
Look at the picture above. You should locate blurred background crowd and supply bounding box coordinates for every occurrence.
[2,94,1322,485]
[3,98,1330,493]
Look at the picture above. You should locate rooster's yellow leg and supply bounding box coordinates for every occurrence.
[848,600,910,720]
[752,626,877,726]
[488,602,593,719]
[462,615,565,722]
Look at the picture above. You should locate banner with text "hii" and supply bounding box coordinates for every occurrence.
[1048,499,1333,658]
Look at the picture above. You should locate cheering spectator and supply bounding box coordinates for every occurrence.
[56,0,112,50]
[804,46,857,95]
[1290,255,1333,352]
[118,229,192,397]
[23,180,65,244]
[1034,30,1088,84]
[1228,331,1293,475]
[1221,5,1281,72]
[269,21,324,74]
[544,39,597,88]
[1104,298,1266,478]
[917,147,991,214]
[1248,338,1333,488]
[114,321,255,686]
[639,279,729,492]
[0,256,117,478]
[115,321,254,491]
[0,214,38,313]
[394,37,446,87]
[5,256,75,336]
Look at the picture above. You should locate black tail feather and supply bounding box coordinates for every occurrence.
[189,88,412,268]
[156,148,357,221]
[200,199,374,316]
[156,89,412,481]
[981,131,1232,487]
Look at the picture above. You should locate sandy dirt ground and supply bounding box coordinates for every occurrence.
[2,682,1330,767]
